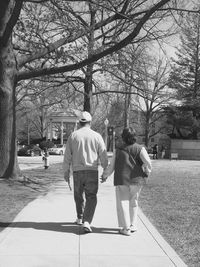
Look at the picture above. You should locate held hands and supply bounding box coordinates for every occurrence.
[100,175,108,183]
[67,180,72,191]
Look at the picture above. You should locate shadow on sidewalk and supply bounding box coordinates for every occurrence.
[0,221,79,235]
[90,227,119,235]
[0,222,120,236]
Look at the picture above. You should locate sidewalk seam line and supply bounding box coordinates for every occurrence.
[138,209,187,267]
[79,226,81,267]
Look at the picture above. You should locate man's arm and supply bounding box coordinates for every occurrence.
[63,136,72,188]
[97,134,109,170]
[101,149,116,182]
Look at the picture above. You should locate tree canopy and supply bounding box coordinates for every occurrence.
[0,0,199,179]
[169,6,200,138]
[15,0,181,81]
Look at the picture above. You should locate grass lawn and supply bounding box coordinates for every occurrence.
[140,159,200,267]
[0,163,64,230]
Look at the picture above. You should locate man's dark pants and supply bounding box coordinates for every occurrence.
[73,170,98,224]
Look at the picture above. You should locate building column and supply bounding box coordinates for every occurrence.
[104,118,109,151]
[60,121,64,145]
[74,121,78,131]
[46,122,49,140]
[50,119,53,141]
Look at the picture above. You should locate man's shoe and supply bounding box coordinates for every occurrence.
[83,221,92,233]
[75,218,83,225]
[130,225,137,233]
[119,228,131,236]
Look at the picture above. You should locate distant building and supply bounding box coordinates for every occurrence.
[47,110,78,145]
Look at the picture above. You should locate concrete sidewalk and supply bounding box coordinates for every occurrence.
[0,176,187,266]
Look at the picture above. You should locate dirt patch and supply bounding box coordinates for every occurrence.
[0,163,64,231]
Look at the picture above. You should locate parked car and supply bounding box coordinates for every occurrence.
[18,145,42,157]
[48,144,66,155]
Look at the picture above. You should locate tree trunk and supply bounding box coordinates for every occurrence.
[83,4,95,113]
[192,128,198,139]
[144,126,150,147]
[192,111,198,139]
[124,82,131,128]
[144,112,151,147]
[0,37,20,179]
[83,64,93,113]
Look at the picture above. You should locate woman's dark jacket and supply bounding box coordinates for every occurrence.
[114,143,148,186]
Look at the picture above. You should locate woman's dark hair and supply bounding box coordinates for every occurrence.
[121,127,136,145]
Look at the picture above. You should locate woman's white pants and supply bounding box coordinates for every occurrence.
[115,184,142,230]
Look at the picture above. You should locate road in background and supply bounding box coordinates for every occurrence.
[18,155,64,170]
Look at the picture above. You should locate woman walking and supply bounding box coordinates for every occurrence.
[102,127,152,236]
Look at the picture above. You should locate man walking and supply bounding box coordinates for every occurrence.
[152,144,158,159]
[63,111,108,233]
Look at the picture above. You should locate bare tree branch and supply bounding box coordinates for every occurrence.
[17,3,121,67]
[17,0,172,81]
[0,0,23,47]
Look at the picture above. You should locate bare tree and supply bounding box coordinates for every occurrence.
[134,55,174,147]
[0,0,195,179]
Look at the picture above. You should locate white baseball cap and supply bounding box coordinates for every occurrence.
[79,111,92,122]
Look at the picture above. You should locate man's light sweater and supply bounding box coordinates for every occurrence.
[63,126,108,178]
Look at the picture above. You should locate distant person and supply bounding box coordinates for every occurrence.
[161,145,166,159]
[101,127,152,236]
[63,111,108,233]
[152,144,158,159]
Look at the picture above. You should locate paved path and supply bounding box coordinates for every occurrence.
[0,161,187,267]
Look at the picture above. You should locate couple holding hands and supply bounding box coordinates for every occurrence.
[63,111,152,235]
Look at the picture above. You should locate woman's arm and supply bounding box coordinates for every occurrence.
[139,147,152,175]
[101,149,116,180]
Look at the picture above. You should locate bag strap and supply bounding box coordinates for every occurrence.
[120,148,136,166]
[120,147,148,177]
